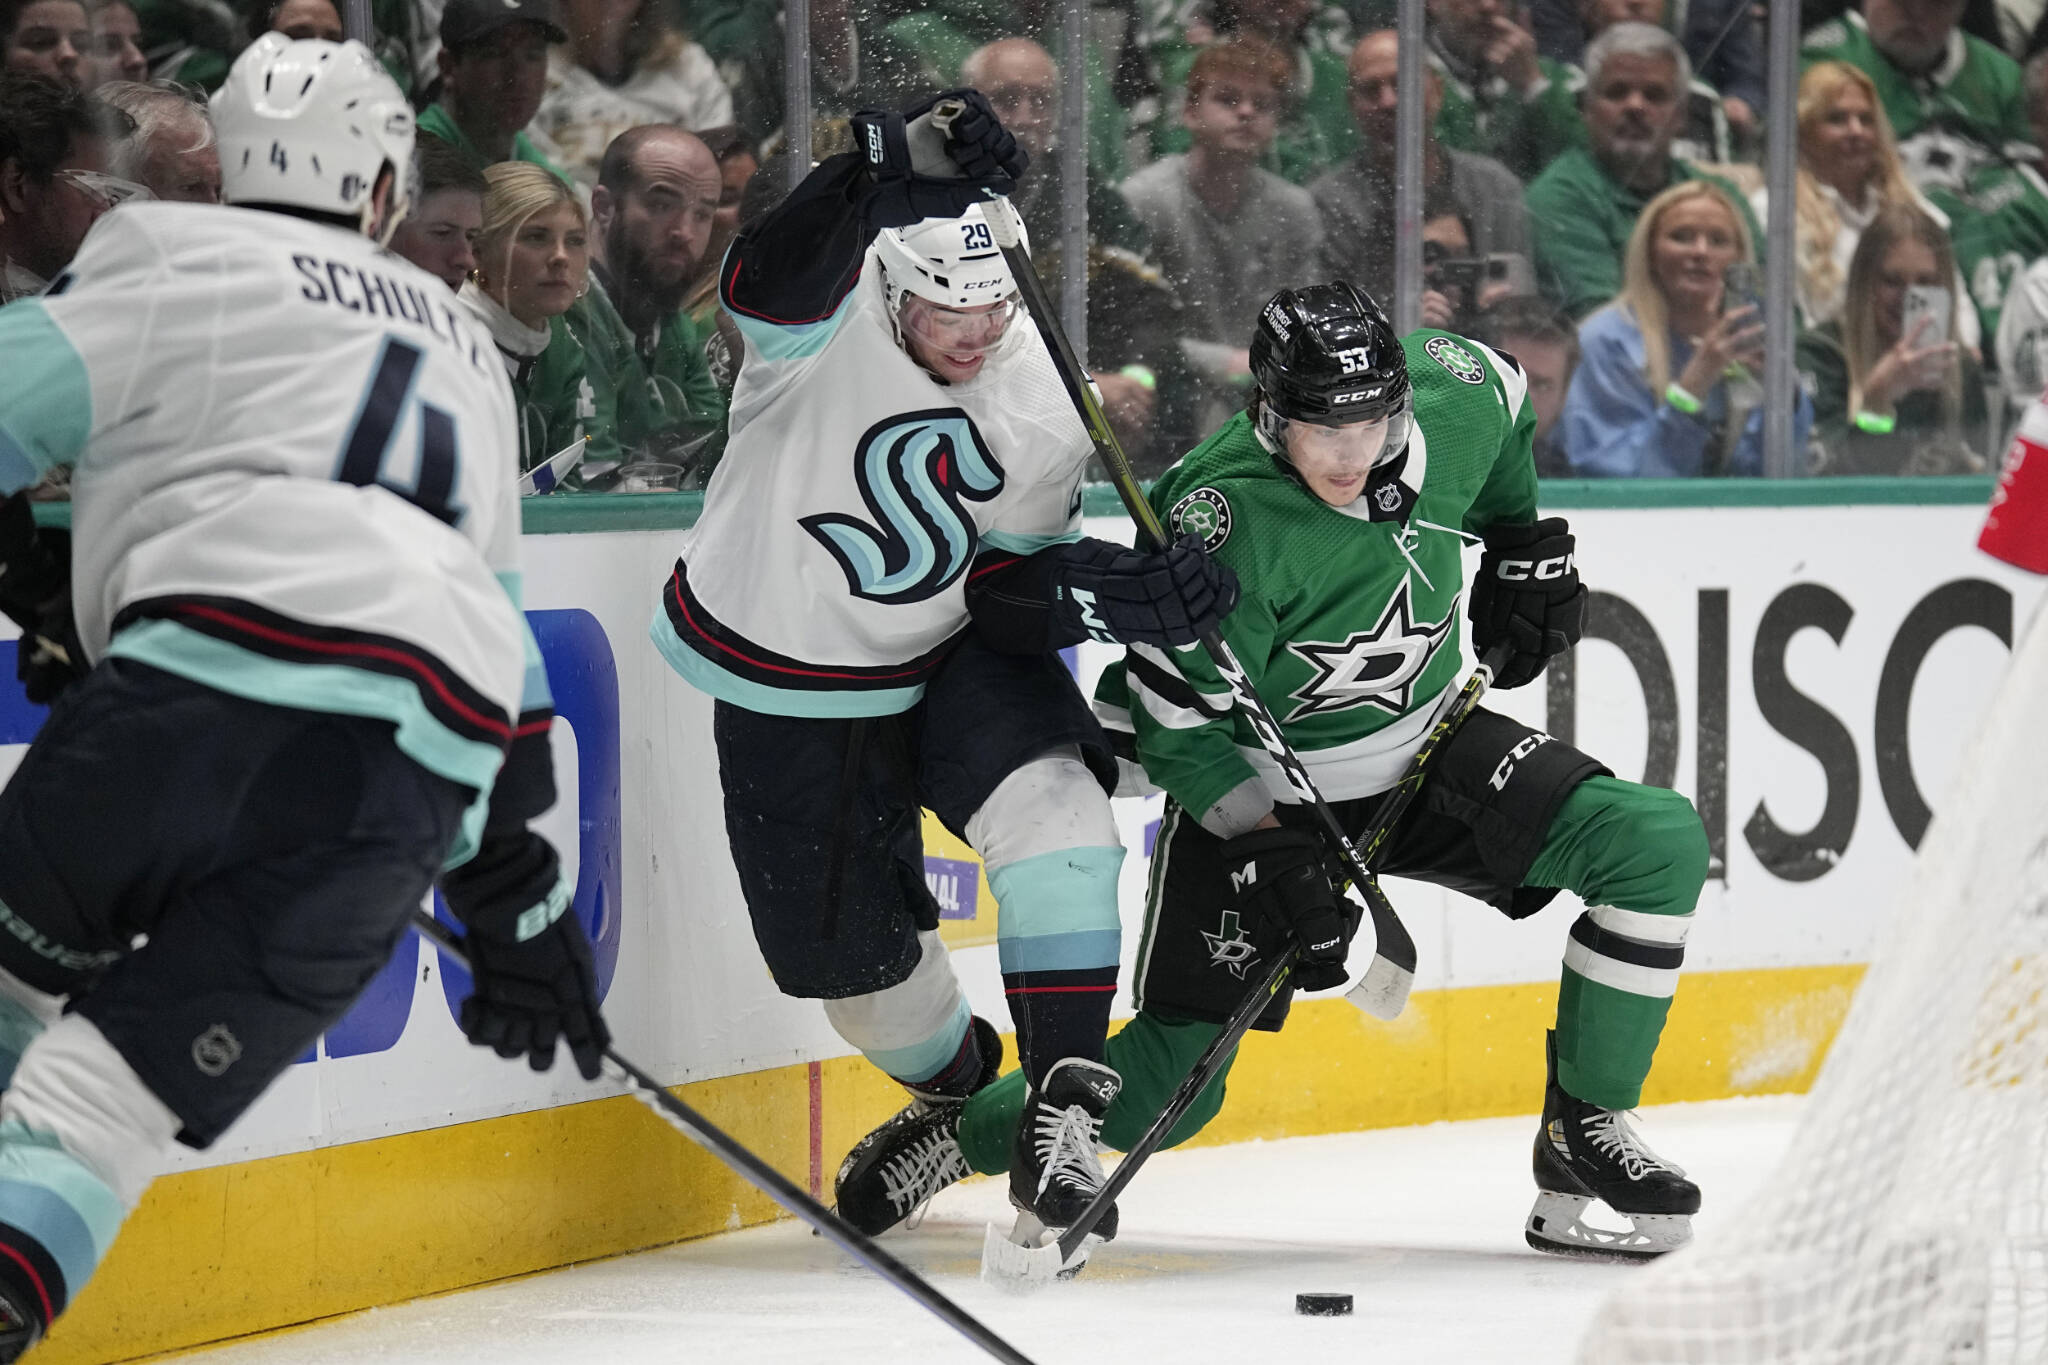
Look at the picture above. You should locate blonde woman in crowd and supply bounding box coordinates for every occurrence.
[1560,180,1811,476]
[530,0,731,188]
[1797,204,1988,475]
[1748,60,1978,348]
[459,161,618,483]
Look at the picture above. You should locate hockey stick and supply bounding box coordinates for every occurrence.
[982,647,1508,1287]
[409,911,1038,1365]
[971,177,1416,1021]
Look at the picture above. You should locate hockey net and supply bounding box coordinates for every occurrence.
[1579,599,2048,1365]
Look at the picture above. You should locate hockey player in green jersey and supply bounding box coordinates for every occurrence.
[836,282,1711,1262]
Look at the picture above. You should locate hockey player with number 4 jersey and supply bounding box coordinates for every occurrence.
[0,37,608,1357]
[652,89,1235,1254]
[839,282,1714,1263]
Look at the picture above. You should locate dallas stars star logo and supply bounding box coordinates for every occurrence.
[1283,577,1455,722]
[1204,909,1259,979]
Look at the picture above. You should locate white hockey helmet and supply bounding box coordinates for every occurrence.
[874,203,1026,314]
[212,34,415,240]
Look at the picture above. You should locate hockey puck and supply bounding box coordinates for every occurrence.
[1295,1293,1353,1317]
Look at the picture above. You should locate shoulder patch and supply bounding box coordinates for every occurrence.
[1169,486,1233,551]
[1425,335,1487,384]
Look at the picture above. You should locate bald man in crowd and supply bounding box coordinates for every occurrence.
[572,124,728,472]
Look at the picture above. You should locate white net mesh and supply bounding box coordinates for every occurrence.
[1579,601,2048,1365]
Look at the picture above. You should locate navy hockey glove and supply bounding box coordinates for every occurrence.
[0,495,85,704]
[850,89,1028,229]
[441,832,609,1081]
[1054,534,1239,648]
[1220,826,1357,993]
[1469,518,1586,690]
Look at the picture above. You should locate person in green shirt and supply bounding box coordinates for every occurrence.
[579,124,727,481]
[1525,22,1761,317]
[833,282,1709,1265]
[415,0,569,183]
[1428,0,1585,180]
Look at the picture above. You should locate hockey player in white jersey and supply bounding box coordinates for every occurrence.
[0,36,607,1356]
[652,90,1237,1252]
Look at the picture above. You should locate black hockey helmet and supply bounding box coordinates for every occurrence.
[1249,282,1412,458]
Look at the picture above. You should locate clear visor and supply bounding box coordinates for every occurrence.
[898,293,1021,360]
[56,169,154,210]
[1284,412,1404,477]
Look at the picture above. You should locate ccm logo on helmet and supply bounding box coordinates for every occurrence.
[1495,553,1575,581]
[1331,389,1378,404]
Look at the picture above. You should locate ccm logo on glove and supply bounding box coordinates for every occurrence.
[1494,553,1576,582]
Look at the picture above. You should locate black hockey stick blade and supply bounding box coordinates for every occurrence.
[981,944,1302,1288]
[411,912,1038,1365]
[976,190,1415,1019]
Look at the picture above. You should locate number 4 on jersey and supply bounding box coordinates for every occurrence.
[338,336,463,525]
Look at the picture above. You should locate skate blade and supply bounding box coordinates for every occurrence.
[978,1211,1094,1292]
[1524,1191,1692,1262]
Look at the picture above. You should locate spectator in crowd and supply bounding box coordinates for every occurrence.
[687,0,867,141]
[251,0,340,44]
[1800,205,1988,473]
[1474,295,1582,475]
[86,0,143,87]
[576,125,726,479]
[98,78,219,201]
[1529,0,1761,145]
[1750,61,1976,343]
[529,0,732,189]
[1426,0,1583,180]
[460,160,618,483]
[1422,207,1523,331]
[1122,37,1325,432]
[388,138,484,292]
[418,0,569,180]
[681,124,757,329]
[961,33,1171,457]
[0,72,120,303]
[1525,22,1759,317]
[1576,0,1735,164]
[1314,29,1530,312]
[4,0,88,87]
[1804,0,2031,176]
[1150,0,1358,183]
[1559,180,1809,475]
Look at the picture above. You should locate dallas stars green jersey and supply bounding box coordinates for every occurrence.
[1096,330,1538,835]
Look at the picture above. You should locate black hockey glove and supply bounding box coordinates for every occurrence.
[441,831,610,1081]
[0,495,85,704]
[1053,534,1240,648]
[1219,826,1358,993]
[849,88,1028,229]
[1469,517,1587,690]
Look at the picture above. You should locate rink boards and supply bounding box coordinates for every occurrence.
[5,477,2040,1364]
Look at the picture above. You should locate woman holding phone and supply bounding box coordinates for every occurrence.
[1797,205,1987,476]
[1558,180,1810,476]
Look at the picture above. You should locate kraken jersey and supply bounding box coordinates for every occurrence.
[1097,330,1539,835]
[0,203,546,852]
[654,231,1093,719]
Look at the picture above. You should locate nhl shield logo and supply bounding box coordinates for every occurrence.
[1170,487,1233,551]
[1425,335,1487,384]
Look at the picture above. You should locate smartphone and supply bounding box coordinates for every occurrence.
[1902,284,1952,343]
[1722,262,1762,320]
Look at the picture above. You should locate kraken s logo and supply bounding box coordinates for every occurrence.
[802,409,1006,604]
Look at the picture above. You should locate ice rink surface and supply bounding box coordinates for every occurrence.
[164,1095,1803,1365]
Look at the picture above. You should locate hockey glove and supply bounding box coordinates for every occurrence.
[1220,826,1357,993]
[0,496,85,704]
[440,831,609,1081]
[850,89,1028,229]
[1469,517,1587,690]
[1053,534,1240,648]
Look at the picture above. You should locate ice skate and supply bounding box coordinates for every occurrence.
[1525,1031,1698,1261]
[995,1057,1121,1264]
[833,1017,999,1235]
[0,1276,42,1365]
